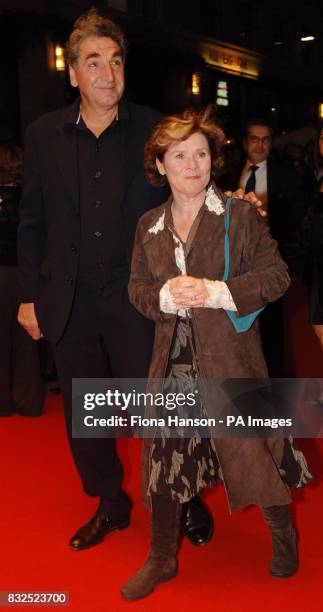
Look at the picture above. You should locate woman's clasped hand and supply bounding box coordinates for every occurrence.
[169,275,209,308]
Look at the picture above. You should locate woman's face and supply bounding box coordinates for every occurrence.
[319,129,323,158]
[156,132,211,200]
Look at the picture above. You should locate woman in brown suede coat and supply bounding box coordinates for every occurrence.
[121,107,312,601]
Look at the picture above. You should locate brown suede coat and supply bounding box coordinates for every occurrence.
[128,188,292,512]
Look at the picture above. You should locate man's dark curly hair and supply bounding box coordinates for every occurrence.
[65,7,127,66]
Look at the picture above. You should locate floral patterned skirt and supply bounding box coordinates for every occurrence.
[147,317,313,504]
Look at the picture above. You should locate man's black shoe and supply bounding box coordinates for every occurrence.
[69,513,130,550]
[181,496,214,546]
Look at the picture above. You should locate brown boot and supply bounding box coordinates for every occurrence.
[121,495,181,600]
[263,505,298,578]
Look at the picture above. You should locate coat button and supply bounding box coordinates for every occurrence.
[71,244,77,251]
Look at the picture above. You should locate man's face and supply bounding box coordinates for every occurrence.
[69,36,125,112]
[319,129,323,159]
[244,124,272,164]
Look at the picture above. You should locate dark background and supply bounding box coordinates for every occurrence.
[0,0,322,144]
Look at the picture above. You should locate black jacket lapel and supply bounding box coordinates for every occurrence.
[51,100,80,212]
[51,128,79,212]
[120,111,141,202]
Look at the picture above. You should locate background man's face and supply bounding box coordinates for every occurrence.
[244,124,272,164]
[319,129,323,159]
[69,36,125,111]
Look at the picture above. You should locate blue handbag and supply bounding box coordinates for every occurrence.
[223,197,265,332]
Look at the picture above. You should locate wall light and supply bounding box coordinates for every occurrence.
[300,36,315,42]
[55,45,65,72]
[192,73,201,96]
[319,103,323,119]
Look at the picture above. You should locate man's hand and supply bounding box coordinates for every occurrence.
[169,275,209,308]
[312,324,323,352]
[225,188,267,217]
[18,302,43,340]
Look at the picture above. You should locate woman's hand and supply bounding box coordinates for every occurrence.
[169,275,209,308]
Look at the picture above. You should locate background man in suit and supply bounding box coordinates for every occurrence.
[17,9,213,551]
[240,119,304,253]
[239,119,304,375]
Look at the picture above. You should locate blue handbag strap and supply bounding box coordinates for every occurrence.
[223,197,233,281]
[222,196,265,332]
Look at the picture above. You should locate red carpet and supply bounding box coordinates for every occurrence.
[0,277,322,611]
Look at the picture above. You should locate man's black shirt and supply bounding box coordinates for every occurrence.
[72,102,129,292]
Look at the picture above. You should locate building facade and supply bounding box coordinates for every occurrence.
[0,0,322,142]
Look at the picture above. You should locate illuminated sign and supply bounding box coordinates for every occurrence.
[216,80,229,106]
[197,41,262,79]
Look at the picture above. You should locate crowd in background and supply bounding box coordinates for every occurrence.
[1,120,323,417]
[220,126,323,272]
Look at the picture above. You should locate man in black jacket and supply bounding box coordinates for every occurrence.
[18,9,212,550]
[239,119,305,254]
[239,119,304,376]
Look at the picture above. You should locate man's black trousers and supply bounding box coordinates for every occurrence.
[52,287,153,517]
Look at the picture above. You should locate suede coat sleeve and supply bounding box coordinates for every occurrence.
[225,201,290,317]
[128,207,175,323]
